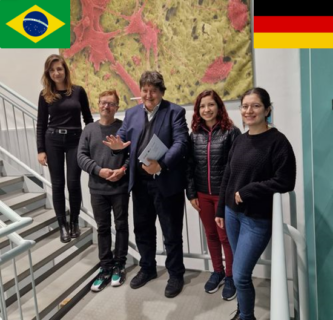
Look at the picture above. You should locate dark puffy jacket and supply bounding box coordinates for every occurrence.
[186,125,241,199]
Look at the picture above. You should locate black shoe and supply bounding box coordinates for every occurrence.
[230,308,256,320]
[130,270,157,289]
[69,215,81,238]
[230,310,240,320]
[164,277,184,298]
[57,217,71,243]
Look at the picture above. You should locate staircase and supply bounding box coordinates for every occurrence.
[0,157,100,320]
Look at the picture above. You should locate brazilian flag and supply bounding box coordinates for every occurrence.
[0,0,70,48]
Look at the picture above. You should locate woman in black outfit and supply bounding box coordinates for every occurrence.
[215,87,296,320]
[37,54,93,243]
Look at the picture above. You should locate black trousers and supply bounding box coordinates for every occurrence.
[132,179,185,278]
[45,130,82,218]
[91,193,129,268]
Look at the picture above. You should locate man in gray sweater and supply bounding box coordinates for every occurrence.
[77,90,129,292]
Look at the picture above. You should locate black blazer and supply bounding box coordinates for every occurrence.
[117,99,189,197]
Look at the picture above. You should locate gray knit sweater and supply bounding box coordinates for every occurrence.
[77,119,129,195]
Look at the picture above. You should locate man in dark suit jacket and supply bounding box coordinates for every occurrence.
[104,71,189,298]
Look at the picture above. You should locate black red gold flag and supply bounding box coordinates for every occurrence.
[253,1,333,48]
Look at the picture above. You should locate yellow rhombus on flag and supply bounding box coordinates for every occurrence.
[6,5,65,43]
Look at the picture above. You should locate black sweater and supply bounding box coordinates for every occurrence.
[36,85,93,153]
[77,120,129,195]
[216,128,296,220]
[186,125,241,198]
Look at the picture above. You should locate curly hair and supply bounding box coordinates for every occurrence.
[41,54,73,104]
[192,89,233,133]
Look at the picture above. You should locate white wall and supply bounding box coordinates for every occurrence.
[0,48,304,277]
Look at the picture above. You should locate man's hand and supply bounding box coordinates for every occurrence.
[235,191,243,205]
[99,168,113,179]
[142,159,161,175]
[215,217,224,229]
[106,168,125,182]
[38,152,47,166]
[103,135,131,150]
[190,198,201,212]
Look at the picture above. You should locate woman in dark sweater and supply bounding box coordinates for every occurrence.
[186,89,241,299]
[36,54,93,243]
[215,88,296,320]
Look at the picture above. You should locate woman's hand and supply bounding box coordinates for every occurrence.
[235,191,243,205]
[38,152,47,166]
[215,217,224,229]
[190,198,201,212]
[102,135,131,150]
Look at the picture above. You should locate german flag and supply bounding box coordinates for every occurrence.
[253,1,333,48]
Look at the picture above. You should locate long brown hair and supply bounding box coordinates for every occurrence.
[192,89,233,133]
[41,54,73,103]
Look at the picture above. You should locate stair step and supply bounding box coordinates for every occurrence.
[0,176,23,188]
[0,191,46,210]
[0,209,57,249]
[8,245,99,320]
[1,227,93,291]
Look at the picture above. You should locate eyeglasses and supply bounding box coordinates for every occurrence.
[99,101,118,108]
[239,103,263,111]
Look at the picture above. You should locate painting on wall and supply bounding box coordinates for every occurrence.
[60,0,253,112]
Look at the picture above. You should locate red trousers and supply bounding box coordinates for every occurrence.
[197,192,233,276]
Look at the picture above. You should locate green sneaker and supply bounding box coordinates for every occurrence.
[111,264,126,287]
[91,268,112,292]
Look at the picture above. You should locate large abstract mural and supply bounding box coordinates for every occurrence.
[61,0,252,112]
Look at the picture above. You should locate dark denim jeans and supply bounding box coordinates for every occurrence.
[132,179,185,278]
[45,130,82,218]
[225,206,272,320]
[91,193,129,268]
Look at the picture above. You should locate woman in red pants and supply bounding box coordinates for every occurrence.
[186,89,241,299]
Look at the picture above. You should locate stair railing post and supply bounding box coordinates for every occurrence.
[10,241,23,320]
[27,250,40,320]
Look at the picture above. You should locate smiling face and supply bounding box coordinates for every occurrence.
[140,84,164,111]
[199,95,218,127]
[48,60,66,88]
[241,93,270,130]
[99,94,119,120]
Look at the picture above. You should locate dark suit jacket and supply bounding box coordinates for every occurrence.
[117,99,189,197]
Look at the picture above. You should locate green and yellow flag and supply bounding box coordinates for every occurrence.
[0,0,70,48]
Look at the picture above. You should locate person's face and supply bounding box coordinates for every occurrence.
[49,61,66,85]
[99,95,119,118]
[140,84,164,111]
[241,93,270,128]
[199,95,218,125]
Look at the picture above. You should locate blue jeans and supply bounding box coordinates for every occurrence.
[225,206,272,320]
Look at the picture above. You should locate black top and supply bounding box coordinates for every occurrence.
[77,119,129,195]
[216,128,296,220]
[36,85,93,153]
[136,111,157,178]
[186,125,241,199]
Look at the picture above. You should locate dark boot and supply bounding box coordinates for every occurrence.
[69,215,81,238]
[57,216,71,243]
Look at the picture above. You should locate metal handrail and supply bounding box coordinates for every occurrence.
[0,81,38,112]
[0,201,39,320]
[0,201,33,238]
[270,192,309,320]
